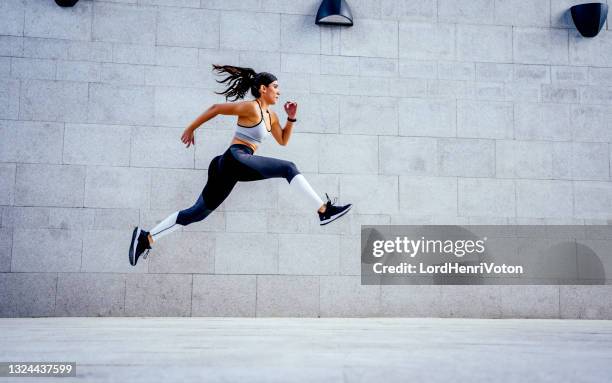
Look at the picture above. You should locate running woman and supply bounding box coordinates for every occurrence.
[129,64,352,266]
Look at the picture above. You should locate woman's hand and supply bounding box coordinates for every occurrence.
[284,101,298,119]
[181,127,195,148]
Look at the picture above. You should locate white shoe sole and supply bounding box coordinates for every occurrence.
[320,204,352,226]
[129,227,141,266]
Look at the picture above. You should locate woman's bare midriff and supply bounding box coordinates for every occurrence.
[230,137,258,153]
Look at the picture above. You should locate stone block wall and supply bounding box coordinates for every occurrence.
[1,0,611,318]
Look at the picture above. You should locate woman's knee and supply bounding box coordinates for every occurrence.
[286,161,300,182]
[176,195,213,225]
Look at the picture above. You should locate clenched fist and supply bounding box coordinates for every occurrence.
[284,101,298,119]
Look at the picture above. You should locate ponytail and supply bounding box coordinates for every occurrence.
[212,64,278,102]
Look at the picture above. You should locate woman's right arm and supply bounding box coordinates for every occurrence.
[181,101,254,148]
[187,101,254,131]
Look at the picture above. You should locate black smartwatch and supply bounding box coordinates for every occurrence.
[287,117,297,122]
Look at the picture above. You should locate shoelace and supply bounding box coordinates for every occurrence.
[142,249,150,260]
[325,193,338,206]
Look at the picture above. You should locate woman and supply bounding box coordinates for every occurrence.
[129,65,352,266]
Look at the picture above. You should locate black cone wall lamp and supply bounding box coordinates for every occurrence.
[55,0,79,6]
[315,0,353,26]
[570,2,608,37]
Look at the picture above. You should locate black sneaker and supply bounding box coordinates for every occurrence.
[318,193,352,226]
[129,227,152,266]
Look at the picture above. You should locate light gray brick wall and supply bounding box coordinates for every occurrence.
[1,0,611,318]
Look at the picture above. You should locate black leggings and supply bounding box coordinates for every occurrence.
[176,144,300,226]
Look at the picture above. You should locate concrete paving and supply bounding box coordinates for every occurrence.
[0,318,611,382]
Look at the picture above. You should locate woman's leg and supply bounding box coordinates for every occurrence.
[229,148,352,224]
[230,147,325,211]
[288,174,326,212]
[149,155,237,243]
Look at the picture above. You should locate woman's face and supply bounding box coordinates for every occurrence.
[260,80,280,105]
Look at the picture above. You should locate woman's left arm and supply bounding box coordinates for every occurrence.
[271,101,298,146]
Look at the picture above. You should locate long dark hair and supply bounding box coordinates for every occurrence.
[212,64,277,101]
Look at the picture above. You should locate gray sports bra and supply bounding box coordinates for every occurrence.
[234,100,271,145]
